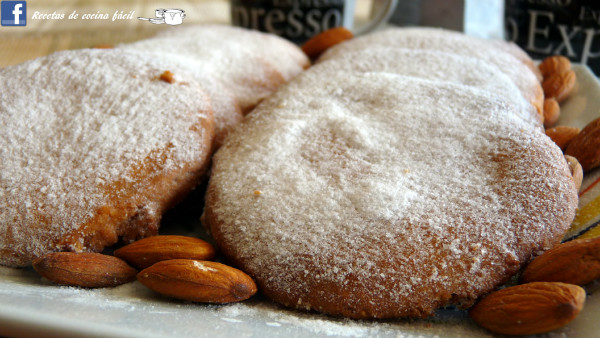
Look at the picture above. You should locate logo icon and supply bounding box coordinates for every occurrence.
[138,8,185,25]
[1,1,26,26]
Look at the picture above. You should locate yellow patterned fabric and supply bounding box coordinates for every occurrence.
[565,170,600,240]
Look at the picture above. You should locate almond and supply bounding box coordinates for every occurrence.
[543,98,560,128]
[542,69,576,103]
[565,155,583,192]
[521,237,600,285]
[114,235,216,269]
[545,126,581,150]
[32,252,137,288]
[137,259,257,303]
[539,56,571,79]
[565,117,600,171]
[301,27,353,60]
[469,282,585,335]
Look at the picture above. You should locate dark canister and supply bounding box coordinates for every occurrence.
[231,0,397,44]
[505,0,600,75]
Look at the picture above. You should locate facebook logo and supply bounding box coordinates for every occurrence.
[1,1,26,26]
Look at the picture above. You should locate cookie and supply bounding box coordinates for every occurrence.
[488,39,543,81]
[319,27,544,115]
[124,24,309,112]
[115,50,242,147]
[0,49,214,267]
[300,47,541,128]
[156,24,310,81]
[204,72,578,319]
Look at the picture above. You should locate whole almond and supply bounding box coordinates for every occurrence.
[542,69,576,103]
[32,252,137,288]
[565,117,600,171]
[543,98,560,128]
[539,56,571,79]
[565,155,583,191]
[137,259,257,303]
[469,282,585,335]
[301,27,353,60]
[546,126,581,150]
[521,237,600,285]
[114,235,216,269]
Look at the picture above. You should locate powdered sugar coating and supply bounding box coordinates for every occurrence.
[156,24,310,81]
[205,73,577,318]
[114,49,242,146]
[319,27,544,113]
[0,49,213,267]
[300,47,541,128]
[126,24,309,111]
[487,39,543,81]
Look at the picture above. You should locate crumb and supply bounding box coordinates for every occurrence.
[159,70,175,84]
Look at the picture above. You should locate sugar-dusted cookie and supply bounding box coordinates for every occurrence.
[156,24,310,82]
[319,27,544,115]
[0,49,214,267]
[488,39,543,81]
[124,24,309,112]
[299,47,541,127]
[115,50,242,147]
[205,72,577,319]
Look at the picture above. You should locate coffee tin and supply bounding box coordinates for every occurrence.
[505,0,600,75]
[231,0,352,44]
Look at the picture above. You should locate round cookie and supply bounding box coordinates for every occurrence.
[156,24,310,81]
[299,47,541,128]
[205,72,578,319]
[318,27,544,115]
[114,50,242,147]
[0,49,214,267]
[488,39,543,81]
[124,24,309,112]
